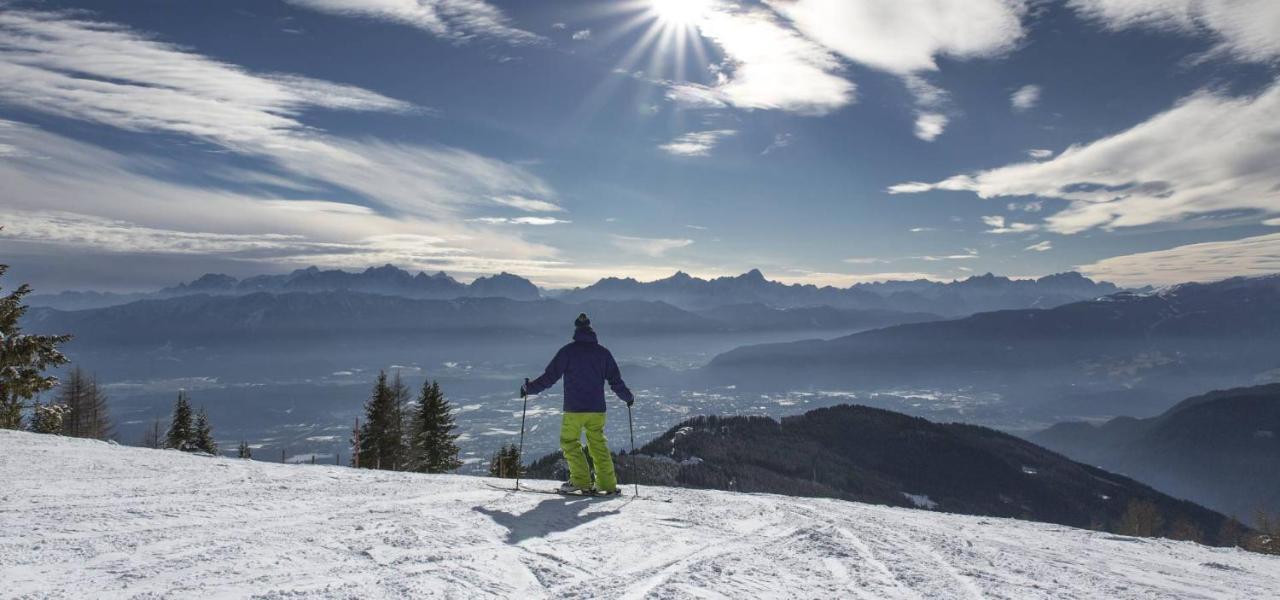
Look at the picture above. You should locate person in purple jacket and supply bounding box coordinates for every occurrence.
[522,313,634,495]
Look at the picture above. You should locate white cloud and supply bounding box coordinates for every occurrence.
[1008,200,1044,212]
[1011,84,1041,111]
[659,129,737,157]
[1078,233,1280,286]
[909,227,936,233]
[1025,240,1053,252]
[982,215,1038,234]
[671,3,855,116]
[763,1,1028,137]
[469,217,570,226]
[492,195,564,213]
[665,84,730,109]
[914,112,949,141]
[611,235,694,257]
[283,0,543,45]
[1267,218,1280,226]
[1069,0,1280,63]
[891,82,1280,234]
[572,29,592,40]
[767,0,1028,74]
[1027,148,1054,160]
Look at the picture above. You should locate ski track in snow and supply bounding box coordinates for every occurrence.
[2,431,1278,599]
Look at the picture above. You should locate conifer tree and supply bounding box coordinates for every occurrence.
[192,407,218,455]
[356,371,404,470]
[29,399,69,434]
[237,440,252,459]
[489,443,523,479]
[165,392,195,451]
[0,263,72,429]
[408,380,462,473]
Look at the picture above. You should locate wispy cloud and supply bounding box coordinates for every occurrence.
[659,129,737,157]
[1025,240,1053,252]
[1079,232,1280,286]
[611,235,694,257]
[1027,148,1054,160]
[761,132,793,155]
[572,29,592,40]
[492,195,564,213]
[1069,0,1280,63]
[982,215,1038,234]
[890,81,1280,234]
[470,216,570,226]
[1011,84,1041,111]
[282,0,543,45]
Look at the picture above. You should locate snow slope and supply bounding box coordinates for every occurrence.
[2,430,1277,599]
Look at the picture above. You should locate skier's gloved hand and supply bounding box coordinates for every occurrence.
[623,396,634,407]
[520,382,529,397]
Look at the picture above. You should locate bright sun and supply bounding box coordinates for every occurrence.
[650,0,710,27]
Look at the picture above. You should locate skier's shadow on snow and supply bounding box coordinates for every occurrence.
[474,496,622,544]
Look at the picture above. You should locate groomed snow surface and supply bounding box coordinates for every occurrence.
[2,431,1277,599]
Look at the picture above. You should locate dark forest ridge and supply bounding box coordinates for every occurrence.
[529,404,1239,546]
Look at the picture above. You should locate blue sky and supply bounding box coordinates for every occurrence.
[1,0,1278,291]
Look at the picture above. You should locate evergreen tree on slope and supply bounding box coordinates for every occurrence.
[165,392,195,451]
[409,379,462,473]
[0,263,71,430]
[193,407,218,455]
[356,371,405,470]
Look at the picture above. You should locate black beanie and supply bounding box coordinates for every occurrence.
[574,313,591,328]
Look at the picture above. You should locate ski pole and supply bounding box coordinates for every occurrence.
[628,402,638,498]
[515,378,529,491]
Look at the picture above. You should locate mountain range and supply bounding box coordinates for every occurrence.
[1033,385,1280,524]
[529,404,1237,545]
[706,275,1280,418]
[561,269,1120,315]
[29,264,1118,318]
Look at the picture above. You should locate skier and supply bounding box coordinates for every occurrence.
[522,313,634,495]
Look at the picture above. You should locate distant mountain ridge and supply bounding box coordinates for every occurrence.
[1033,385,1280,523]
[561,269,1119,315]
[707,275,1280,418]
[29,265,540,309]
[28,265,1118,316]
[528,404,1236,544]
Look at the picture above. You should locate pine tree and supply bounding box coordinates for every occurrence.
[192,407,218,455]
[165,392,195,451]
[0,263,72,429]
[29,399,69,434]
[237,440,252,459]
[408,380,463,473]
[356,371,405,470]
[58,367,113,440]
[489,443,523,479]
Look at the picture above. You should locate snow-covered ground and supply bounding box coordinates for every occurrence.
[3,430,1277,599]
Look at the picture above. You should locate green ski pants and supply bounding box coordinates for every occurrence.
[560,412,617,492]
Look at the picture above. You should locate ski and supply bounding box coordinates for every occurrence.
[483,481,671,502]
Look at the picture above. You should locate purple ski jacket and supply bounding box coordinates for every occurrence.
[525,326,634,412]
